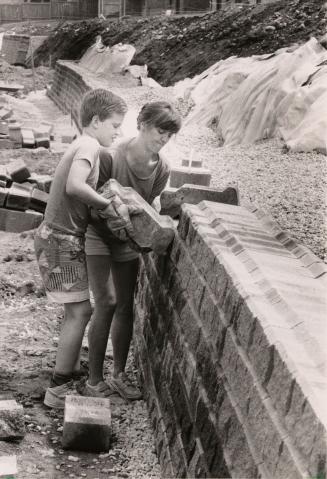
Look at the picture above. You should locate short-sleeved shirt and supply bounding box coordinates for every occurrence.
[85,137,170,254]
[45,135,101,236]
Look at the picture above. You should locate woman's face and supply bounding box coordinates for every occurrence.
[141,124,174,153]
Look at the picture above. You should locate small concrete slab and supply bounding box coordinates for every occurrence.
[21,128,35,148]
[6,183,33,211]
[0,208,43,232]
[97,179,176,255]
[160,184,239,218]
[62,395,111,453]
[0,399,25,440]
[0,455,17,477]
[169,166,211,188]
[27,174,53,193]
[6,159,30,184]
[0,82,24,92]
[29,188,48,213]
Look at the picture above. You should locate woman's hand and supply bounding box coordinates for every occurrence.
[98,195,141,241]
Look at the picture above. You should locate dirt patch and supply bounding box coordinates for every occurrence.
[33,0,326,86]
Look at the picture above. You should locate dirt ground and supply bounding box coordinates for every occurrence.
[32,0,326,85]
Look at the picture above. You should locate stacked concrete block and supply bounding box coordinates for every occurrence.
[160,183,239,218]
[134,200,326,478]
[0,159,49,232]
[62,395,111,452]
[95,179,176,255]
[169,165,212,188]
[0,399,25,440]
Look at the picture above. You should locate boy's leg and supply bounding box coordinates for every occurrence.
[109,258,142,400]
[86,255,116,387]
[53,300,92,381]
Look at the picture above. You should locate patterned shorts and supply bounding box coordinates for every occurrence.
[34,222,89,304]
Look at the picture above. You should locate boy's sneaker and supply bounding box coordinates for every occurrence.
[44,380,76,409]
[109,373,142,401]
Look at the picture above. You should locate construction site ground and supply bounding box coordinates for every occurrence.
[0,2,326,477]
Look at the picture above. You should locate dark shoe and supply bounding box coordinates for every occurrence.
[44,380,76,409]
[109,373,142,401]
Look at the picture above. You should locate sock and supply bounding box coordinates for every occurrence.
[50,372,73,387]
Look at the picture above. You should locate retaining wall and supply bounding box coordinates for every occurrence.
[134,201,327,478]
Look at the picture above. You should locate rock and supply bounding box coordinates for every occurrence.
[95,179,176,255]
[0,399,25,440]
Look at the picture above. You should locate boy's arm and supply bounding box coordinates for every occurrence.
[67,158,136,239]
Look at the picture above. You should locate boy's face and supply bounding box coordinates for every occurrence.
[141,123,174,154]
[95,113,124,147]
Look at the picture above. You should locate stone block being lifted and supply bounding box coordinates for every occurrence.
[169,165,211,188]
[0,399,25,441]
[62,395,111,453]
[160,184,239,218]
[96,179,175,255]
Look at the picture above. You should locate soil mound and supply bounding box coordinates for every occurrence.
[34,0,326,86]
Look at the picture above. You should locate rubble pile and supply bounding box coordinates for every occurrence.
[33,0,326,86]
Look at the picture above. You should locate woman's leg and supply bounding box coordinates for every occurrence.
[86,255,116,386]
[110,258,139,377]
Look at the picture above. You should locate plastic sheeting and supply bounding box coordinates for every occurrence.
[79,36,136,75]
[176,38,327,154]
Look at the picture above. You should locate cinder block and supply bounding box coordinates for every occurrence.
[27,174,53,193]
[0,399,25,440]
[181,159,203,168]
[95,179,175,255]
[160,184,239,218]
[169,166,211,188]
[29,188,48,213]
[0,208,43,232]
[0,186,8,207]
[21,128,35,148]
[0,455,17,478]
[33,127,50,149]
[6,182,33,211]
[62,395,111,453]
[6,159,30,183]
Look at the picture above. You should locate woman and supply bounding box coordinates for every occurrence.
[84,101,182,399]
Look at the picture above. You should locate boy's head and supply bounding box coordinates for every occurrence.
[137,101,181,153]
[80,89,127,147]
[137,101,181,134]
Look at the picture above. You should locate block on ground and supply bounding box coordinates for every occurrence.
[0,399,25,440]
[0,455,17,477]
[0,187,8,207]
[169,166,211,188]
[21,128,35,148]
[160,184,239,218]
[6,159,30,183]
[27,174,53,193]
[33,127,50,149]
[0,208,43,232]
[62,395,111,453]
[6,183,33,211]
[96,179,175,255]
[29,188,48,213]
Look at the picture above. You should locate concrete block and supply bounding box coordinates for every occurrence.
[6,183,33,211]
[0,399,25,440]
[29,188,48,213]
[0,455,17,478]
[21,128,35,148]
[33,127,50,149]
[0,208,43,232]
[160,184,239,218]
[27,174,53,193]
[181,159,203,168]
[0,165,10,186]
[96,179,176,255]
[169,166,211,188]
[6,160,30,183]
[0,187,8,207]
[62,395,111,453]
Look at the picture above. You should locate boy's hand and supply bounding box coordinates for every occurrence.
[98,195,141,241]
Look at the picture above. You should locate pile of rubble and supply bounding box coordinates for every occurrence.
[0,158,51,232]
[33,0,326,86]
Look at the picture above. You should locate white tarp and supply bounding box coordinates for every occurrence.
[176,38,327,154]
[79,36,136,75]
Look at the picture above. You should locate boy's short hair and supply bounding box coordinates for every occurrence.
[137,101,181,134]
[80,89,127,127]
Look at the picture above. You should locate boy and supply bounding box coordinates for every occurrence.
[34,88,133,408]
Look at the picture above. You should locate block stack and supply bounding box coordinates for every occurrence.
[0,159,51,232]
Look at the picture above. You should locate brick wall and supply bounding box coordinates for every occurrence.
[134,201,326,478]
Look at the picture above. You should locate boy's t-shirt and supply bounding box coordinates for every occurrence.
[45,135,101,236]
[98,138,170,204]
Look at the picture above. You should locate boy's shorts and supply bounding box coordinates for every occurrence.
[85,224,139,262]
[34,222,90,304]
